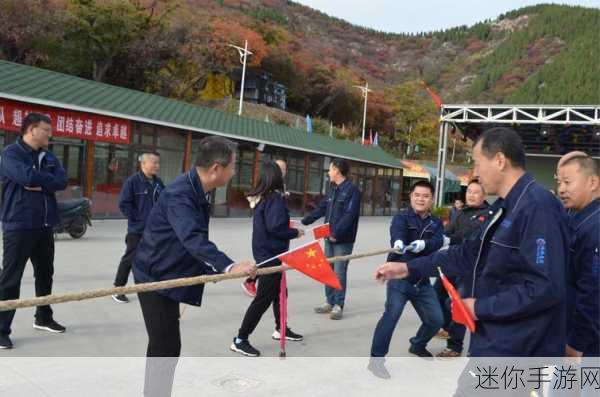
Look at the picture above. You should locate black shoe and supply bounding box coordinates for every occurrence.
[230,338,260,357]
[408,345,433,358]
[112,294,129,303]
[0,334,13,349]
[33,319,66,333]
[367,357,391,379]
[272,328,303,341]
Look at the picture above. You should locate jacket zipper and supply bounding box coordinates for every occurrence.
[470,208,504,297]
[419,220,433,239]
[37,152,49,227]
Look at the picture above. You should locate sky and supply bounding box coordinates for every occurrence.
[294,1,600,34]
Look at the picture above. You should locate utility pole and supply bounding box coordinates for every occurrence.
[353,82,372,144]
[228,40,253,116]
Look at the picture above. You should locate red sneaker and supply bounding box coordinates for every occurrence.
[241,279,257,297]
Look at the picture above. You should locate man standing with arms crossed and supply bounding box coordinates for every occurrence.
[0,113,68,349]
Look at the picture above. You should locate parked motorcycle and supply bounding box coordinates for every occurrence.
[55,198,92,239]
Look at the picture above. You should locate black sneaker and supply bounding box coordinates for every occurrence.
[33,319,66,333]
[272,328,303,341]
[0,334,13,349]
[112,294,129,303]
[230,338,260,357]
[408,345,433,358]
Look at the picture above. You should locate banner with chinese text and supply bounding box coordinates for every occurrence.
[0,98,131,144]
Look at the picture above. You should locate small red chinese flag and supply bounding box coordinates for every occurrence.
[438,268,476,333]
[278,241,341,290]
[313,223,331,240]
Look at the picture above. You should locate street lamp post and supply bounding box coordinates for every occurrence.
[228,40,253,116]
[353,82,372,144]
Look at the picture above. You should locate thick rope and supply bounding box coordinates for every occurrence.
[0,247,398,312]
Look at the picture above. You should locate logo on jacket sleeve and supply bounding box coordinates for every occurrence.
[535,238,546,266]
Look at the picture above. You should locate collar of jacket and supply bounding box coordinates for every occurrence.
[496,173,535,212]
[332,178,350,190]
[137,170,158,184]
[463,201,490,212]
[187,169,209,205]
[406,205,432,221]
[571,197,600,232]
[17,137,39,154]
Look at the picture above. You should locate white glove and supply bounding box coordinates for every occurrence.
[406,240,426,253]
[393,240,405,252]
[442,235,451,248]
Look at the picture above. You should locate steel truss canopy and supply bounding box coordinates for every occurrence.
[434,104,600,206]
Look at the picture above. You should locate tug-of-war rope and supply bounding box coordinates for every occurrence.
[0,247,399,312]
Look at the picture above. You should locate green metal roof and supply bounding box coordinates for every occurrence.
[0,60,402,168]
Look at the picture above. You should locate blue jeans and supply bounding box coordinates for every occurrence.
[323,240,354,308]
[371,279,443,357]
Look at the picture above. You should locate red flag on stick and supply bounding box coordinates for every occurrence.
[424,84,443,109]
[312,223,331,240]
[437,267,476,333]
[278,241,341,289]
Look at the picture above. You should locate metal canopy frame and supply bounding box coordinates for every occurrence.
[435,104,600,207]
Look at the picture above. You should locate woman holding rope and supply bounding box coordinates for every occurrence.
[230,160,305,357]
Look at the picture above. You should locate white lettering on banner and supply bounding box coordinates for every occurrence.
[0,99,131,143]
[75,118,84,135]
[84,119,93,136]
[104,122,112,138]
[65,117,74,134]
[12,110,22,127]
[56,116,66,132]
[119,124,128,140]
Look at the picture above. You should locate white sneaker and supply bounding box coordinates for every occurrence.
[330,305,343,320]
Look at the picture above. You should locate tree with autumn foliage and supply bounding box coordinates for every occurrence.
[147,17,269,101]
[384,80,439,159]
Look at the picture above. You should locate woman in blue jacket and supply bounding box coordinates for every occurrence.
[230,161,304,357]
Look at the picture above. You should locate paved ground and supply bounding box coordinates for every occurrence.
[0,217,452,358]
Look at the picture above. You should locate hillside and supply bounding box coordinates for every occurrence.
[0,0,598,161]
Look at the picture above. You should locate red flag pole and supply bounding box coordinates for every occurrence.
[279,271,288,358]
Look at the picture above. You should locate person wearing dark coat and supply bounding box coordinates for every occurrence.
[230,161,305,357]
[556,151,600,358]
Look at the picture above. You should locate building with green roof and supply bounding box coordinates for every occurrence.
[0,60,405,217]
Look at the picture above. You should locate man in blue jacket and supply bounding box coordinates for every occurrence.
[0,113,68,349]
[556,151,599,358]
[111,152,164,303]
[302,158,361,320]
[374,127,569,357]
[370,180,444,359]
[133,136,256,397]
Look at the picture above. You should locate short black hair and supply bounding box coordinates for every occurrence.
[560,154,599,177]
[330,158,350,176]
[474,127,526,169]
[21,112,51,134]
[194,136,237,169]
[467,179,483,188]
[410,180,435,195]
